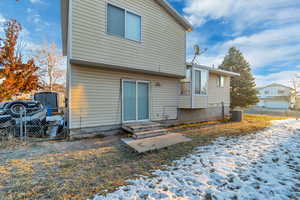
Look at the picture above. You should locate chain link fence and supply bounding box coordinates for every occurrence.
[245,107,300,118]
[0,102,66,142]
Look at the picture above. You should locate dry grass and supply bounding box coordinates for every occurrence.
[0,114,288,200]
[0,136,28,150]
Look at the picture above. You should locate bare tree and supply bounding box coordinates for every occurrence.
[291,74,300,93]
[35,42,66,92]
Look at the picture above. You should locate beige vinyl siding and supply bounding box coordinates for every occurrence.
[70,0,186,77]
[70,64,179,129]
[208,73,230,107]
[193,96,208,108]
[179,96,190,108]
[179,96,208,109]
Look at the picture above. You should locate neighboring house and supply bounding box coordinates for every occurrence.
[295,95,300,110]
[256,83,295,109]
[60,0,239,136]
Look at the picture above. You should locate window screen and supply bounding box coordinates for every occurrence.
[195,70,201,95]
[107,4,125,37]
[201,70,208,94]
[126,12,141,41]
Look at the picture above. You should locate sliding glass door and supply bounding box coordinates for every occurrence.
[123,81,137,122]
[123,80,150,122]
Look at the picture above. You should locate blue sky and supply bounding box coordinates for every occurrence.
[0,0,300,87]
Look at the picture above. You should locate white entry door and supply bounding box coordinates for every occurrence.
[122,80,150,122]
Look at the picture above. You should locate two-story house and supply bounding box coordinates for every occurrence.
[256,83,295,109]
[61,0,239,136]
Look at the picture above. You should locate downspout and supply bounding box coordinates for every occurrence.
[190,66,194,109]
[67,0,72,131]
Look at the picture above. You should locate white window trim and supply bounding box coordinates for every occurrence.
[106,3,142,43]
[192,68,208,96]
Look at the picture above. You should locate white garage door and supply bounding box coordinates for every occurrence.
[265,101,289,109]
[257,100,264,107]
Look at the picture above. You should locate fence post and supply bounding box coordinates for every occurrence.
[19,109,27,141]
[24,109,27,141]
[20,111,23,139]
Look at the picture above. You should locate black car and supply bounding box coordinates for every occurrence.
[0,101,47,137]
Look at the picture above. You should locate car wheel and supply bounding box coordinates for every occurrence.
[7,102,28,118]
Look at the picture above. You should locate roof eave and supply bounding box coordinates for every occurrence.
[186,63,240,77]
[209,68,240,77]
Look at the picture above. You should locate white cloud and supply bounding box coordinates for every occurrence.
[23,41,41,52]
[26,8,50,32]
[255,71,300,88]
[0,14,6,34]
[188,24,300,70]
[0,14,5,23]
[217,25,300,68]
[183,0,300,31]
[184,0,235,27]
[181,0,300,88]
[30,0,43,4]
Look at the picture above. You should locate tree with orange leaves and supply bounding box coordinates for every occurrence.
[0,19,40,102]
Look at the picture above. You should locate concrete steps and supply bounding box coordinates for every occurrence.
[122,122,168,139]
[133,128,168,139]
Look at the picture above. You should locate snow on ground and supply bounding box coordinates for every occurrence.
[94,120,300,200]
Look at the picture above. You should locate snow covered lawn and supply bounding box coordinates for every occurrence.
[94,119,300,200]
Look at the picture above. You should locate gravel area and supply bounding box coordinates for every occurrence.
[94,119,300,200]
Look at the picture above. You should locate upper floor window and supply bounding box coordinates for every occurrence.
[217,75,225,87]
[107,4,141,41]
[194,69,208,95]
